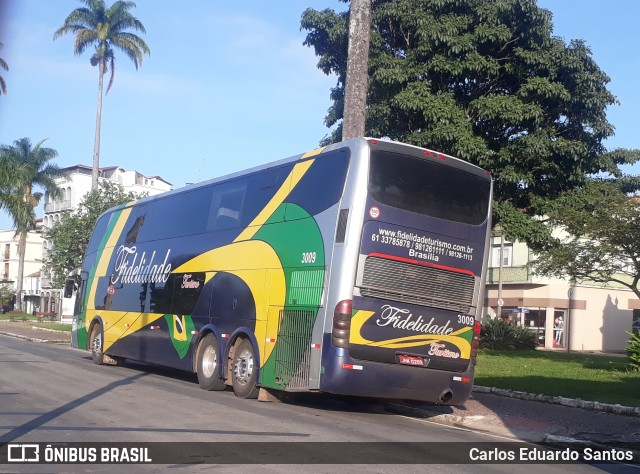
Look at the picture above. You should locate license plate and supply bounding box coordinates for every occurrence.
[398,354,425,367]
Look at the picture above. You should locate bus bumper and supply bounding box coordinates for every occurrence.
[320,339,475,405]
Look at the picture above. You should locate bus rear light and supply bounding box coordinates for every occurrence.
[311,343,321,349]
[332,299,352,348]
[453,376,471,383]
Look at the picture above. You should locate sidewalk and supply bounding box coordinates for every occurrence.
[0,320,70,343]
[384,389,640,446]
[2,320,639,450]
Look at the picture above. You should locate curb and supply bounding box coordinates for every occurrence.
[473,385,640,418]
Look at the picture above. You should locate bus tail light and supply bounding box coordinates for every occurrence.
[470,320,481,363]
[332,299,352,348]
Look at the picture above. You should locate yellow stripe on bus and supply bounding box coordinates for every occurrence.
[234,147,324,242]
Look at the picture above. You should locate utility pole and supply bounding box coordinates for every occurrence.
[342,0,372,140]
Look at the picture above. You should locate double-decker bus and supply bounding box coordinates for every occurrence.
[71,138,492,404]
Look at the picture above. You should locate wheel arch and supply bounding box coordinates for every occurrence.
[87,315,105,351]
[191,323,223,374]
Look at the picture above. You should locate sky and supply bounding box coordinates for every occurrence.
[0,0,639,230]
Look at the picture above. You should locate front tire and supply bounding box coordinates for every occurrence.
[89,323,104,365]
[196,334,226,391]
[231,339,259,399]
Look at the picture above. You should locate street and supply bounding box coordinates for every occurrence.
[0,335,632,473]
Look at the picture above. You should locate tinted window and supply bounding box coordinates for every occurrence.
[369,151,490,225]
[86,211,119,255]
[286,149,350,217]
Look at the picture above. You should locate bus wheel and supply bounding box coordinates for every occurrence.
[231,339,259,399]
[89,323,104,365]
[197,334,226,391]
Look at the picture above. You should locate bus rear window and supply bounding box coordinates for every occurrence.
[369,150,490,225]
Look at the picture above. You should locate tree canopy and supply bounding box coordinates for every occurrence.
[533,180,640,299]
[301,0,640,245]
[0,42,8,96]
[0,138,66,310]
[43,181,145,288]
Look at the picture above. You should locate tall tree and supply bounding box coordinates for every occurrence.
[43,181,145,288]
[54,0,150,190]
[301,0,640,245]
[0,42,8,96]
[342,0,372,139]
[0,138,66,311]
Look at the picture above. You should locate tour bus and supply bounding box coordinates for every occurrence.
[70,138,492,404]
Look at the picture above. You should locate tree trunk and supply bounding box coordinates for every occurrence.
[342,0,372,140]
[15,230,26,312]
[92,61,105,191]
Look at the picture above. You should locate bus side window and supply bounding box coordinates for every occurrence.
[208,179,247,231]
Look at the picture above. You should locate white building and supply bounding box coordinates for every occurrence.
[0,228,44,313]
[484,233,638,352]
[42,164,172,228]
[40,165,172,319]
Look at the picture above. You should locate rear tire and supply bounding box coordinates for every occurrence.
[89,323,104,365]
[197,334,226,391]
[231,339,259,399]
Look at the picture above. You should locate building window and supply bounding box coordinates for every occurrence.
[490,244,513,268]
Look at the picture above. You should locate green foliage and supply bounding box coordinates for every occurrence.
[533,179,640,298]
[43,181,146,288]
[626,331,640,372]
[0,41,8,95]
[0,137,66,310]
[54,0,150,94]
[301,0,640,246]
[480,318,536,350]
[0,283,13,305]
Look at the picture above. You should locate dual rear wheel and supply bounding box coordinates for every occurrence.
[196,335,259,399]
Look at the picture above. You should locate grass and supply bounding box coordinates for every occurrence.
[31,322,72,332]
[0,314,71,332]
[476,349,639,407]
[0,313,38,321]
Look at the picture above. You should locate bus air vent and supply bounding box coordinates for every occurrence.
[360,256,475,314]
[274,309,316,391]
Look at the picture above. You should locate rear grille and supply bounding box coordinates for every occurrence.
[360,256,475,313]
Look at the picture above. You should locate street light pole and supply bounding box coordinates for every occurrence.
[497,229,504,318]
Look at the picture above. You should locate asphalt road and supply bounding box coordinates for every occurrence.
[0,335,633,473]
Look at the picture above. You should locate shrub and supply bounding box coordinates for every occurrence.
[480,318,536,350]
[626,331,640,372]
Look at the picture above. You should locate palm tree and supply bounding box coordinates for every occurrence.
[54,0,150,190]
[0,138,66,311]
[0,42,9,96]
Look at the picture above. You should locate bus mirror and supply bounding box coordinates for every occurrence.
[63,279,76,298]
